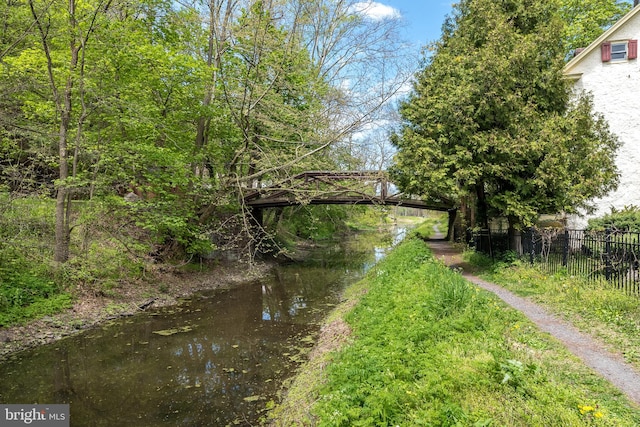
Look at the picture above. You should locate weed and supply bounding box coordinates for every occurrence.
[0,294,73,327]
[429,276,474,319]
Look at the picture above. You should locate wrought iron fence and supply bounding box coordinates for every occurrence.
[469,227,640,295]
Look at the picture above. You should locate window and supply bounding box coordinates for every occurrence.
[612,42,628,60]
[602,40,638,62]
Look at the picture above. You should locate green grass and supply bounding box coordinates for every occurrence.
[269,237,640,426]
[470,254,640,370]
[0,294,74,326]
[410,213,447,239]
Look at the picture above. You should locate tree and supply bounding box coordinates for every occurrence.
[293,0,414,171]
[390,0,620,248]
[201,0,412,186]
[558,0,631,53]
[190,0,237,185]
[192,0,414,251]
[25,0,115,263]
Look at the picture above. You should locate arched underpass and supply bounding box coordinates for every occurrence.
[243,171,457,240]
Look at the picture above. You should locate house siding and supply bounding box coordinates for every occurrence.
[565,10,640,228]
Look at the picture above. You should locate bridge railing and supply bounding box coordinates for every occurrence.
[243,170,453,211]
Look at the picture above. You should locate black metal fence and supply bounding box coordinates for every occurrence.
[469,227,640,295]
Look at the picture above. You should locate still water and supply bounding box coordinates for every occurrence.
[0,229,401,426]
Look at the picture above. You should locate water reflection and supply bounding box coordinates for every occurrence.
[0,228,404,426]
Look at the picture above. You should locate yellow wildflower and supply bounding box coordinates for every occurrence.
[579,405,595,414]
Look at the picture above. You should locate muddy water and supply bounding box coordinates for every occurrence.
[0,230,399,426]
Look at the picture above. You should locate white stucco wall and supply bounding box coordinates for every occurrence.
[565,10,640,228]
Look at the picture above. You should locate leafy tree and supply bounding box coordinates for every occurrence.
[2,0,212,261]
[558,0,631,53]
[21,0,118,263]
[221,1,329,182]
[0,0,416,267]
[85,1,214,257]
[390,0,620,249]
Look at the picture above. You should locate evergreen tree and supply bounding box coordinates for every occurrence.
[390,0,619,248]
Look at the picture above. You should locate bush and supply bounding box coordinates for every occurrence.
[587,205,640,231]
[0,273,58,309]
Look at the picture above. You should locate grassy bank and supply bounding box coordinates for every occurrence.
[468,253,640,372]
[268,235,640,426]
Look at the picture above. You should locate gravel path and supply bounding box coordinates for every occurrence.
[426,238,640,407]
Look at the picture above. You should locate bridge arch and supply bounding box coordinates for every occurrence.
[244,171,456,239]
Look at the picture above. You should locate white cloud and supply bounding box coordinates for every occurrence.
[351,1,401,21]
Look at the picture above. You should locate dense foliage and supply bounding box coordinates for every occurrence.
[587,205,640,231]
[0,0,410,257]
[0,0,413,322]
[390,0,621,236]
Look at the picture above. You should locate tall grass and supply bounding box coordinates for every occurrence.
[271,237,640,426]
[472,254,640,371]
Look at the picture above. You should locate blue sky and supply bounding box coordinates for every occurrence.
[387,0,454,46]
[357,1,455,48]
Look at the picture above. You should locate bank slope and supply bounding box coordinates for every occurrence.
[268,237,640,426]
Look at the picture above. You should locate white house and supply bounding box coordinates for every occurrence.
[563,3,640,228]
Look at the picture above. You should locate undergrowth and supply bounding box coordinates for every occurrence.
[270,237,640,426]
[0,193,151,325]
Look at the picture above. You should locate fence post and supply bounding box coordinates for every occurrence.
[562,228,569,267]
[529,227,535,265]
[605,227,612,281]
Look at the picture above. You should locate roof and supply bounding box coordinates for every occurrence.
[564,6,640,75]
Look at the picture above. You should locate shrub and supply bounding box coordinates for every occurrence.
[587,205,640,231]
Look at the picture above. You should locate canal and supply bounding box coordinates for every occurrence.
[0,228,402,426]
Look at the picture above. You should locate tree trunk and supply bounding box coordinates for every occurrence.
[54,74,74,262]
[194,0,235,178]
[446,209,456,241]
[53,1,81,263]
[508,216,523,255]
[475,182,489,229]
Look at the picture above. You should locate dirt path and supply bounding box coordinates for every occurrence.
[426,237,640,407]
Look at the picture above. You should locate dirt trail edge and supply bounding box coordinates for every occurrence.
[427,238,640,407]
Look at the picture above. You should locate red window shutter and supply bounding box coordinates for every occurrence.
[602,42,611,62]
[629,40,638,59]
